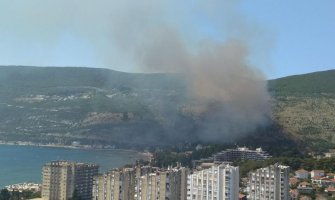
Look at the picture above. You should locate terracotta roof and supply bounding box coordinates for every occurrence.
[290,189,299,195]
[326,187,335,192]
[299,181,311,187]
[311,170,324,173]
[312,176,322,180]
[289,177,299,185]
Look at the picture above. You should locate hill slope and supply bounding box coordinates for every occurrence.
[0,66,190,147]
[0,66,334,151]
[269,70,335,152]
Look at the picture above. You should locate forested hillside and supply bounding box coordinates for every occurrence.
[0,66,334,151]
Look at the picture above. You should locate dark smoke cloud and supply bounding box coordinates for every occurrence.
[0,0,272,142]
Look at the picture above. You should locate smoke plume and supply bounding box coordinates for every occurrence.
[107,1,271,142]
[0,0,271,142]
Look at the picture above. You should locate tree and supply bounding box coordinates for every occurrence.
[0,189,10,200]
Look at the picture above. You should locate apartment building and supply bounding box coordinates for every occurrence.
[214,147,271,162]
[247,163,290,200]
[93,168,136,200]
[41,160,98,200]
[136,167,189,200]
[93,165,188,200]
[187,163,239,200]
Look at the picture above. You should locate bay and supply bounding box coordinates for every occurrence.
[0,144,145,188]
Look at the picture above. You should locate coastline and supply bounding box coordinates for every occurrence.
[0,140,153,160]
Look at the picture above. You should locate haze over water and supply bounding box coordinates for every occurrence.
[0,144,145,188]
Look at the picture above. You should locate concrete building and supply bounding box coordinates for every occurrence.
[187,163,239,200]
[310,170,324,178]
[213,147,271,162]
[41,160,98,200]
[136,167,189,200]
[247,163,290,200]
[93,165,188,200]
[295,169,309,179]
[93,168,136,200]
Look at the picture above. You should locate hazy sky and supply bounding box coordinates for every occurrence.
[0,0,333,79]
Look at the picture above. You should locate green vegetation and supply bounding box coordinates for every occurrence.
[0,66,334,151]
[0,189,40,200]
[0,66,186,147]
[0,189,10,200]
[269,70,335,152]
[152,144,230,167]
[236,157,335,177]
[268,70,335,96]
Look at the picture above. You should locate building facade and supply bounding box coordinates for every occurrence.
[93,166,188,200]
[214,147,271,162]
[136,167,189,200]
[295,169,309,179]
[93,168,136,200]
[247,163,290,200]
[187,163,239,200]
[42,160,98,200]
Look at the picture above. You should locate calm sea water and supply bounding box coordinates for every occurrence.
[0,144,145,188]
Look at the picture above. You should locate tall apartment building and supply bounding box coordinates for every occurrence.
[187,163,239,200]
[136,167,189,200]
[247,163,290,200]
[42,160,98,200]
[93,168,137,200]
[214,147,271,162]
[93,166,188,200]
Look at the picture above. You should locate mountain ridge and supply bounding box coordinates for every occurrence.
[0,65,334,151]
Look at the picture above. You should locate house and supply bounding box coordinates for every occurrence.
[289,177,299,186]
[325,187,335,197]
[289,189,299,200]
[311,176,335,187]
[297,182,314,194]
[295,169,309,179]
[311,170,324,178]
[327,173,335,179]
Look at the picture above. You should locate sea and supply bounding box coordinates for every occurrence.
[0,144,146,188]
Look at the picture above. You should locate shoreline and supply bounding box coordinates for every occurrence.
[0,140,153,160]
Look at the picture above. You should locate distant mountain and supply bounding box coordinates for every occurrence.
[0,66,189,148]
[269,70,335,152]
[0,66,334,152]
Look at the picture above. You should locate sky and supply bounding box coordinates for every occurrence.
[0,0,334,79]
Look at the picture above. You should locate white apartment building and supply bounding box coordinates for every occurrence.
[187,163,239,200]
[93,166,188,200]
[247,163,290,200]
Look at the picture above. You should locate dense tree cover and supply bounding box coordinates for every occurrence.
[268,69,335,96]
[0,189,40,200]
[152,144,230,167]
[152,140,301,168]
[0,189,10,200]
[236,157,335,177]
[153,142,335,179]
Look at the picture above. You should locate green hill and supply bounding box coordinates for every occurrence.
[0,66,188,148]
[269,70,335,152]
[0,66,334,152]
[268,70,335,96]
